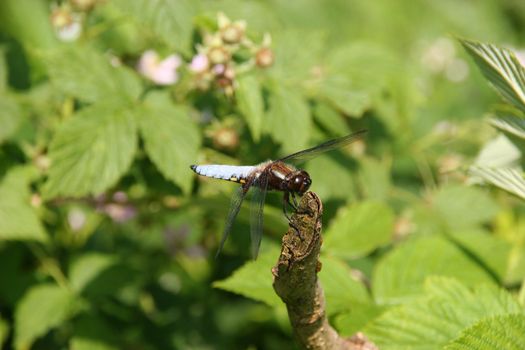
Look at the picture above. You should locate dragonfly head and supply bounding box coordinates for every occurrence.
[288,170,312,195]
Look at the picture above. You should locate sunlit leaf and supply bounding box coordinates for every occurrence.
[366,277,523,350]
[69,253,117,294]
[42,46,141,103]
[137,92,201,194]
[213,246,282,307]
[358,157,392,201]
[474,134,521,168]
[304,151,358,201]
[334,303,385,337]
[319,255,371,315]
[432,185,498,230]
[318,77,371,117]
[44,101,137,198]
[491,114,525,140]
[236,74,264,142]
[445,314,525,350]
[470,167,525,201]
[0,94,22,143]
[112,0,197,55]
[324,201,394,259]
[448,230,511,283]
[461,40,525,112]
[0,167,47,242]
[15,284,79,350]
[373,236,496,304]
[266,84,311,154]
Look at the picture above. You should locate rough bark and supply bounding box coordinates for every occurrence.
[272,191,376,350]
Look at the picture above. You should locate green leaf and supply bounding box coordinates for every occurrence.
[69,253,117,293]
[474,134,521,168]
[112,0,197,55]
[15,284,79,350]
[335,303,385,337]
[137,92,200,194]
[304,151,357,201]
[491,114,525,140]
[470,167,525,201]
[213,246,282,307]
[71,315,118,350]
[312,102,351,137]
[460,40,525,112]
[266,84,311,154]
[0,94,22,143]
[372,236,496,304]
[318,255,371,315]
[44,101,137,198]
[445,314,525,350]
[236,74,264,142]
[0,316,9,349]
[358,157,392,201]
[448,230,511,283]
[43,46,141,103]
[432,185,499,230]
[0,47,7,91]
[318,77,371,117]
[324,201,394,259]
[0,167,47,242]
[366,277,524,350]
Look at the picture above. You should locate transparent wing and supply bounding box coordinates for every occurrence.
[249,173,269,259]
[278,130,367,164]
[216,186,248,258]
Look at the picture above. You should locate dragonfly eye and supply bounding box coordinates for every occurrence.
[289,171,311,195]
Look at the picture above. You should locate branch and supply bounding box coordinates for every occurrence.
[272,191,376,350]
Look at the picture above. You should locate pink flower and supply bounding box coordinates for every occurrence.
[189,54,210,73]
[138,50,182,85]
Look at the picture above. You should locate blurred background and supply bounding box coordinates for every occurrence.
[0,0,525,349]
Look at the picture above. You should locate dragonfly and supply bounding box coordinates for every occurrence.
[190,130,367,258]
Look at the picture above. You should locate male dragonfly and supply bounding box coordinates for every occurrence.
[190,130,367,257]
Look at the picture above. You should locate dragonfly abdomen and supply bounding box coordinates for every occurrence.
[190,164,256,183]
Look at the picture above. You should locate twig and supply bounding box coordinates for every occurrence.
[272,191,376,350]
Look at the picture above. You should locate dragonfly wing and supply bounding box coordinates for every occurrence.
[278,130,367,164]
[249,173,269,258]
[216,186,248,257]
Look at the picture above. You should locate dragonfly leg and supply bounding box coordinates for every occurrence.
[282,192,292,221]
[291,192,299,210]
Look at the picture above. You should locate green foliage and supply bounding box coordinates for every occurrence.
[44,101,138,198]
[42,46,141,103]
[213,245,282,308]
[137,92,201,194]
[324,201,394,259]
[372,236,496,304]
[365,277,524,349]
[461,39,525,200]
[0,167,47,242]
[15,284,80,350]
[112,0,197,55]
[0,0,524,349]
[236,74,264,142]
[445,314,525,350]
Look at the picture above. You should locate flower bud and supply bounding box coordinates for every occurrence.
[212,127,239,151]
[208,46,230,65]
[255,47,274,68]
[220,23,246,44]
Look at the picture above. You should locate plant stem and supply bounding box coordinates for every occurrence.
[272,191,376,350]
